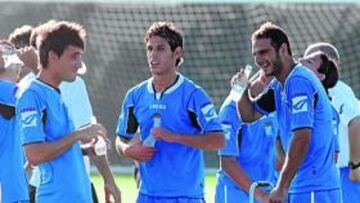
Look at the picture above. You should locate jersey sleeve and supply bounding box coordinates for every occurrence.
[17,90,46,145]
[286,77,316,131]
[116,90,138,139]
[218,101,241,156]
[187,88,222,133]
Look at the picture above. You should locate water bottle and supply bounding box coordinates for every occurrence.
[94,136,107,156]
[232,65,253,94]
[90,116,107,156]
[143,114,161,147]
[244,64,253,79]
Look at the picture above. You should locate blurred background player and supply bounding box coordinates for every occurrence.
[0,40,29,203]
[304,42,360,202]
[215,69,278,203]
[10,21,121,203]
[17,20,107,202]
[115,21,224,203]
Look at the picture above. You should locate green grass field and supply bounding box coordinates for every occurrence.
[91,173,217,203]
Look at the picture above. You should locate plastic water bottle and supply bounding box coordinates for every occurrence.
[143,114,161,147]
[91,116,107,156]
[94,136,107,156]
[232,65,253,94]
[244,64,253,79]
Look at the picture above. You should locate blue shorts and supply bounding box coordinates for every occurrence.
[215,178,255,203]
[339,167,360,203]
[288,189,341,203]
[137,193,205,203]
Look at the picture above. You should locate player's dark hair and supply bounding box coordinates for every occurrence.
[252,22,292,56]
[8,25,33,49]
[144,21,183,66]
[318,53,338,90]
[37,20,86,68]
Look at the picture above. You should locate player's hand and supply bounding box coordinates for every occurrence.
[104,179,121,203]
[77,123,107,144]
[256,189,269,203]
[16,47,38,72]
[152,127,179,143]
[246,70,272,98]
[268,186,287,203]
[124,139,156,161]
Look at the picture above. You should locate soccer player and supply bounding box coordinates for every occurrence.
[0,40,29,203]
[215,70,278,203]
[12,21,121,203]
[237,22,340,202]
[304,42,360,202]
[17,21,107,202]
[115,21,224,203]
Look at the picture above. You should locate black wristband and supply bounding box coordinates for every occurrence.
[349,161,360,170]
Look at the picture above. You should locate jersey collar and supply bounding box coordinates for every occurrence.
[147,73,184,95]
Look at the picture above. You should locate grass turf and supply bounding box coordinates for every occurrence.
[91,173,217,203]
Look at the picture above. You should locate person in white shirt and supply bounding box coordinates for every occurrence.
[304,42,360,203]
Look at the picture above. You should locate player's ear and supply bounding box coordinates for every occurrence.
[279,43,287,56]
[48,50,59,64]
[174,46,182,60]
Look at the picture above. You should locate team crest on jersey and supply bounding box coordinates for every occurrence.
[21,108,37,128]
[201,104,218,121]
[291,95,308,113]
[221,123,232,140]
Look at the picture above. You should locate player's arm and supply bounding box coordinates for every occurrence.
[152,129,224,150]
[24,123,106,166]
[348,116,360,181]
[89,154,121,203]
[220,156,268,202]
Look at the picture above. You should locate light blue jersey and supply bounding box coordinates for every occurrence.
[0,79,29,203]
[17,79,92,203]
[116,74,222,198]
[255,65,340,195]
[215,90,278,203]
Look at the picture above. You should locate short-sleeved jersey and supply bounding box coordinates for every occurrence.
[216,90,278,199]
[0,79,29,203]
[255,65,340,193]
[116,74,222,198]
[17,79,92,203]
[329,80,360,167]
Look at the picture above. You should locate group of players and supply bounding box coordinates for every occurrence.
[0,19,360,203]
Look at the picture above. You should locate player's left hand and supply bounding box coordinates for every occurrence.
[152,127,179,143]
[104,179,121,203]
[268,186,287,203]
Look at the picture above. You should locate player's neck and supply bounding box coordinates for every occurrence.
[152,71,178,92]
[277,58,296,85]
[38,68,61,87]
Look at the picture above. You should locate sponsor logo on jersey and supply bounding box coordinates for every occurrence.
[21,108,37,128]
[201,103,218,121]
[292,95,308,113]
[149,104,167,110]
[221,123,232,140]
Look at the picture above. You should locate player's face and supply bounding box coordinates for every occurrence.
[252,38,283,78]
[299,52,325,81]
[55,45,83,82]
[146,36,177,76]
